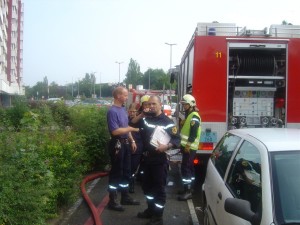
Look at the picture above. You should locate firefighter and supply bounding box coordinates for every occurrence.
[177,94,201,201]
[106,86,140,211]
[129,94,150,184]
[131,94,151,123]
[128,102,143,193]
[136,95,180,225]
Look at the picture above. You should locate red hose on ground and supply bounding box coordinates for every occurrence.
[81,172,108,225]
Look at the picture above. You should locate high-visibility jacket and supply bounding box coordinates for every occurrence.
[180,111,201,150]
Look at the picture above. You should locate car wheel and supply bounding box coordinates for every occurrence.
[203,201,210,225]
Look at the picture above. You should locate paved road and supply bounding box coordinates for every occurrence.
[55,162,204,225]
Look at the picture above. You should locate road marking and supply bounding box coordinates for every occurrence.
[188,199,200,225]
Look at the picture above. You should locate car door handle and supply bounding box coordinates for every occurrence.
[218,192,222,200]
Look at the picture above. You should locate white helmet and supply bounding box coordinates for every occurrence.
[180,94,196,107]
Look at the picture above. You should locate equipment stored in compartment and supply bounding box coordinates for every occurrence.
[178,22,300,155]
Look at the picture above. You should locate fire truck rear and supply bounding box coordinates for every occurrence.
[178,22,300,162]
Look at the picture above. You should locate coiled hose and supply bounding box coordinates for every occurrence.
[81,172,108,225]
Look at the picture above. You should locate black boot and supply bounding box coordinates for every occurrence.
[108,191,124,211]
[146,215,163,225]
[177,188,185,195]
[121,191,140,205]
[137,199,154,219]
[137,208,153,219]
[178,184,192,201]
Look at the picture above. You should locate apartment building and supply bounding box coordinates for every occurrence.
[0,0,24,107]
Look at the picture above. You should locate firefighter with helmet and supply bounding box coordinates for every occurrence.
[178,94,201,201]
[128,94,150,192]
[130,94,151,124]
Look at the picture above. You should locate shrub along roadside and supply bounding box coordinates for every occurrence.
[0,101,110,225]
[69,105,110,171]
[0,130,88,225]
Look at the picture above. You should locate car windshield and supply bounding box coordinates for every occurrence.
[271,151,300,224]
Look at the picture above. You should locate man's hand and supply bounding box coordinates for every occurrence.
[131,142,137,153]
[184,142,191,153]
[156,141,168,153]
[129,126,139,132]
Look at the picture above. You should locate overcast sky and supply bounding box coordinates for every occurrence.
[23,0,299,87]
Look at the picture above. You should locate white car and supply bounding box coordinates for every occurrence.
[202,128,300,225]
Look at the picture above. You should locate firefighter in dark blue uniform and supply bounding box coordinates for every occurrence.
[136,95,180,225]
[127,102,144,193]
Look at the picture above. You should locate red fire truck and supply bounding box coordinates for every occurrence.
[178,22,300,158]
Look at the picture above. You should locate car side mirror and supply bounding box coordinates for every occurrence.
[225,198,257,225]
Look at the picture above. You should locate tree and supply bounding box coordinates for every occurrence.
[282,20,293,25]
[142,68,169,90]
[124,58,143,88]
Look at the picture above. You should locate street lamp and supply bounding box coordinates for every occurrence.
[77,78,80,98]
[92,71,97,97]
[115,61,123,84]
[99,73,102,98]
[65,81,67,97]
[165,43,176,70]
[165,42,176,104]
[71,77,74,98]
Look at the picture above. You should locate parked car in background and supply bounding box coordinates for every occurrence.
[95,99,112,107]
[202,128,300,225]
[47,97,62,103]
[80,99,112,108]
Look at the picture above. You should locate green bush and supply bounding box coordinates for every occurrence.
[69,105,110,171]
[47,101,72,128]
[0,108,12,129]
[0,102,110,224]
[0,131,52,225]
[5,97,29,131]
[0,130,88,225]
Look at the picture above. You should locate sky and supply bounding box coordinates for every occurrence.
[23,0,299,87]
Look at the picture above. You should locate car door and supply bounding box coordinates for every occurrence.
[216,140,262,225]
[204,132,241,225]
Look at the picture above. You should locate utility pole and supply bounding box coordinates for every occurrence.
[99,73,102,98]
[115,61,123,84]
[165,42,176,104]
[77,78,80,98]
[71,77,73,98]
[92,72,97,98]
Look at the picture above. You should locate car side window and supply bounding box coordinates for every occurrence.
[211,133,241,179]
[227,140,262,213]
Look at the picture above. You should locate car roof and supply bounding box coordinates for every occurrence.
[228,128,300,152]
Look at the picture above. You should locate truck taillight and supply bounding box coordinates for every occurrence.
[199,143,214,150]
[193,158,199,165]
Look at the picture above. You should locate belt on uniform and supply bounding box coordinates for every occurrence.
[143,150,164,157]
[112,138,129,144]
